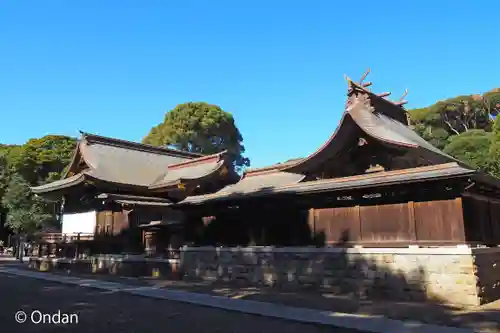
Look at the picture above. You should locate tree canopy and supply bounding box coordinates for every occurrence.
[0,153,9,206]
[1,174,53,234]
[0,135,76,234]
[143,102,250,170]
[442,130,493,171]
[408,88,500,176]
[6,135,76,185]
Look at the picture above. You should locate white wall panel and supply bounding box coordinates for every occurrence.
[61,211,96,235]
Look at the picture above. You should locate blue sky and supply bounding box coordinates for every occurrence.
[1,1,499,168]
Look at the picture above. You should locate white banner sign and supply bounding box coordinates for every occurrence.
[61,211,97,235]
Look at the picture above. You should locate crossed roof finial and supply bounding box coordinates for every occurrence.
[345,68,408,106]
[345,68,409,108]
[395,89,409,106]
[358,68,372,88]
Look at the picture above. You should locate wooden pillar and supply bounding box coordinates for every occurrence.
[74,233,80,259]
[144,230,157,256]
[408,201,417,241]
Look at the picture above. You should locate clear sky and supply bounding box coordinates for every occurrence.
[1,1,499,168]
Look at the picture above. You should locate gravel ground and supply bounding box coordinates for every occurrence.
[0,273,364,333]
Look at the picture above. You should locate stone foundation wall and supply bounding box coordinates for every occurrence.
[180,246,484,307]
[29,255,181,279]
[472,248,500,304]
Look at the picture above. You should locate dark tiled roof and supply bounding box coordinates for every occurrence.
[31,173,87,194]
[245,158,304,174]
[97,193,172,204]
[81,132,202,158]
[179,163,475,205]
[178,76,484,205]
[31,132,229,194]
[109,200,172,207]
[180,171,306,204]
[149,152,228,189]
[219,171,306,194]
[279,81,458,174]
[98,193,173,207]
[345,87,457,163]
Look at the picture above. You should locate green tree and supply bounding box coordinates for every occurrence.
[408,90,499,147]
[487,116,500,177]
[0,135,75,234]
[8,135,76,185]
[481,88,500,119]
[143,102,250,169]
[2,174,53,234]
[443,130,494,172]
[0,153,9,207]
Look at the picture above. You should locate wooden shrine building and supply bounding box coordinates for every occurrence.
[177,76,500,248]
[30,71,500,306]
[31,132,237,257]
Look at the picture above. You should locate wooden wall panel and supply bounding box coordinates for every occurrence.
[104,211,113,235]
[476,197,493,244]
[489,200,500,244]
[314,206,360,243]
[112,211,129,235]
[95,211,106,235]
[304,198,468,246]
[462,196,482,242]
[307,209,315,234]
[359,203,414,241]
[462,194,497,244]
[414,198,465,242]
[94,210,130,236]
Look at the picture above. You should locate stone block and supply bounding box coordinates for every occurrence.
[178,247,500,306]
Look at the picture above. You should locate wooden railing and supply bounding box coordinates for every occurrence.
[36,233,95,243]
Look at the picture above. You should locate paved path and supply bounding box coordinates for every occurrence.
[0,273,360,333]
[0,265,477,333]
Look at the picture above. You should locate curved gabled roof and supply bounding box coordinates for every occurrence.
[274,80,458,174]
[148,151,230,190]
[75,132,194,186]
[179,76,465,203]
[31,132,233,194]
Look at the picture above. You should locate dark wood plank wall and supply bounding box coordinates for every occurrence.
[414,199,465,242]
[95,210,129,236]
[489,200,500,243]
[309,198,466,245]
[462,194,500,245]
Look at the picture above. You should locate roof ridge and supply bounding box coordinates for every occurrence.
[345,69,408,108]
[345,69,410,125]
[245,158,304,175]
[79,131,203,158]
[167,150,227,170]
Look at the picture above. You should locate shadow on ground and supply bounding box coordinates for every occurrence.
[4,252,499,332]
[0,273,344,333]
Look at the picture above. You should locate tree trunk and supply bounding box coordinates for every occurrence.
[17,231,24,263]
